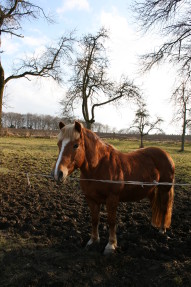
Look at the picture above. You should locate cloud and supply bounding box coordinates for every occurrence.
[2,36,21,55]
[57,0,90,14]
[22,36,48,47]
[99,8,138,80]
[99,8,165,79]
[4,77,64,116]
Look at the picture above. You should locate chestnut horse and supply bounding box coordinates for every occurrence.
[52,121,175,254]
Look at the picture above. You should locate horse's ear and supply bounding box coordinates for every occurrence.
[74,121,82,133]
[59,121,65,130]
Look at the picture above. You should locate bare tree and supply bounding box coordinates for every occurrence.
[61,28,141,129]
[171,80,191,151]
[130,101,163,148]
[0,1,74,130]
[134,0,191,74]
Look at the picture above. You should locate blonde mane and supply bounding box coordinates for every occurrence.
[58,123,81,141]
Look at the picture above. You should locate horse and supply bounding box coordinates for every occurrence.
[52,121,175,254]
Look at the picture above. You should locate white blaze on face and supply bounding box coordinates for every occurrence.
[54,139,70,179]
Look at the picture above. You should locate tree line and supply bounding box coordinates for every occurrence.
[2,112,61,130]
[2,112,119,133]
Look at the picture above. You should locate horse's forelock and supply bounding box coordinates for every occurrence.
[58,123,81,141]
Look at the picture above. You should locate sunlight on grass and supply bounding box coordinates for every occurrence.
[1,136,191,185]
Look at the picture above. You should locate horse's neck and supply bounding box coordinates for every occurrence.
[81,129,110,173]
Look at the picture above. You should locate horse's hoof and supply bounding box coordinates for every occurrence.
[159,232,171,240]
[159,228,166,235]
[86,238,100,247]
[103,242,117,255]
[104,248,115,255]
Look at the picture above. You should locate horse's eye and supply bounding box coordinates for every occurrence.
[73,144,79,149]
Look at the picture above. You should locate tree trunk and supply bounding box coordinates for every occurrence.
[180,111,186,151]
[86,121,92,130]
[82,97,95,130]
[140,133,144,148]
[0,62,4,131]
[181,130,185,152]
[181,106,186,152]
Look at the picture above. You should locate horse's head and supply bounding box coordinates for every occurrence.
[52,121,85,182]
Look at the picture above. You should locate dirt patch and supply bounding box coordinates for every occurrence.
[0,172,191,287]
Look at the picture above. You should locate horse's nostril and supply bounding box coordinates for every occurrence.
[58,170,63,181]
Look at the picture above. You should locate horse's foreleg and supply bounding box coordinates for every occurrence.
[86,199,100,246]
[104,196,118,254]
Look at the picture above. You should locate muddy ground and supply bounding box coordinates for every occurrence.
[0,171,191,287]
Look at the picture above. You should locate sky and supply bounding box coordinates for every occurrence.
[2,0,180,134]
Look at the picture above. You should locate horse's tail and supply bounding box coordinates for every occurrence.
[151,184,174,230]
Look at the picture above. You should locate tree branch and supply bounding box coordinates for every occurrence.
[134,0,191,74]
[5,33,74,85]
[0,1,54,39]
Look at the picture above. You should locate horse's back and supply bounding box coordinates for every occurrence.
[114,146,175,185]
[138,147,175,177]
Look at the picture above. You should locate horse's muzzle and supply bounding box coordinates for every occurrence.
[57,170,63,182]
[51,169,66,183]
[52,165,68,182]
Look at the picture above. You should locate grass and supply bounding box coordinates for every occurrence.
[1,136,191,184]
[0,137,57,175]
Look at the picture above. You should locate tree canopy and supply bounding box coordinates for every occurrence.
[134,0,191,75]
[61,28,141,129]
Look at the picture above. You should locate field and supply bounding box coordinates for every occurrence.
[0,136,191,286]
